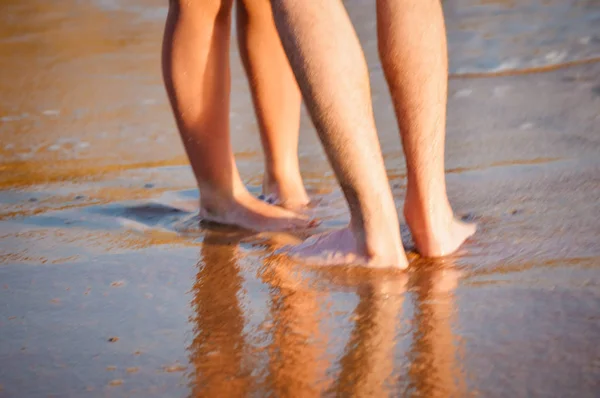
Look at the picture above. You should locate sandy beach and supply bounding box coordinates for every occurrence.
[1,0,599,396]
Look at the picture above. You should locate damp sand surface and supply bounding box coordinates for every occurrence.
[1,0,600,396]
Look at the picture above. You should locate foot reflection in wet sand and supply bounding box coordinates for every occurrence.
[404,261,465,398]
[260,258,330,397]
[187,230,254,397]
[333,274,408,396]
[188,232,330,397]
[187,233,464,397]
[332,262,464,397]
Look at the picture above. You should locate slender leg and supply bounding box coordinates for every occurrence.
[377,0,475,256]
[162,0,312,231]
[188,233,250,396]
[236,0,309,209]
[270,0,407,268]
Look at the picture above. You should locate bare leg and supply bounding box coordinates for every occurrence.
[236,0,309,209]
[270,0,407,268]
[162,0,312,231]
[377,0,475,256]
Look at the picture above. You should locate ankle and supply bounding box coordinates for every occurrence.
[403,186,453,231]
[262,167,309,206]
[349,216,404,263]
[403,192,476,257]
[199,184,250,213]
[263,164,303,188]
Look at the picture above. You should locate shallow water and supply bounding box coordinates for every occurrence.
[1,0,600,396]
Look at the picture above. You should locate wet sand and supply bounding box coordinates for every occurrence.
[1,0,599,396]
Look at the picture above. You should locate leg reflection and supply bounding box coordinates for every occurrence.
[187,231,253,397]
[261,258,330,397]
[334,275,408,397]
[332,262,463,397]
[406,261,464,397]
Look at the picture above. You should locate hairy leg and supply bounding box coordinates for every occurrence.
[377,0,475,256]
[162,0,312,231]
[236,0,309,209]
[271,0,407,268]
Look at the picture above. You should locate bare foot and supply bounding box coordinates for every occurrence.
[200,191,316,232]
[262,173,310,209]
[404,196,476,257]
[284,226,408,269]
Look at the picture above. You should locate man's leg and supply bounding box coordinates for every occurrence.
[377,0,475,257]
[336,277,407,395]
[236,0,309,209]
[270,0,407,268]
[162,0,311,231]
